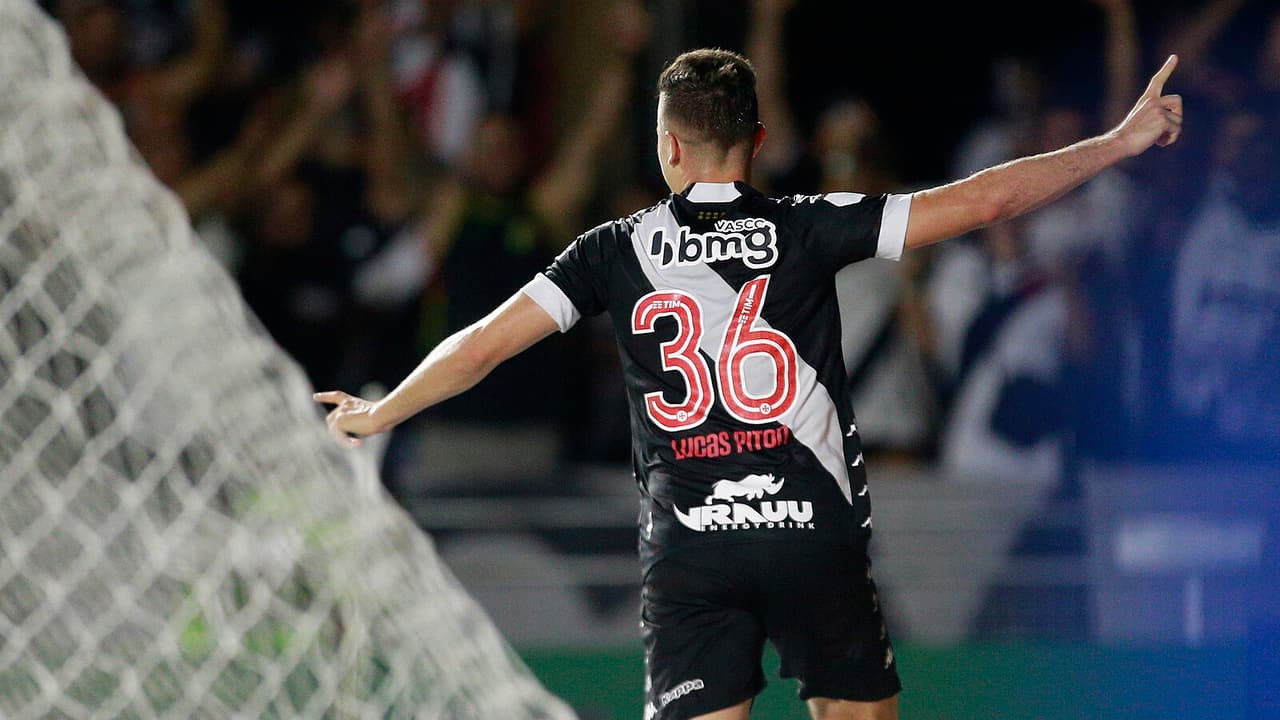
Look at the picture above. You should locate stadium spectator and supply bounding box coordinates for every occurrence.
[385,0,487,166]
[1050,0,1280,465]
[747,0,937,458]
[236,6,423,392]
[384,0,559,168]
[383,0,651,488]
[1169,105,1280,459]
[57,0,227,108]
[937,0,1143,482]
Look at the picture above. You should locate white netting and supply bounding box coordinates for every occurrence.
[0,1,576,717]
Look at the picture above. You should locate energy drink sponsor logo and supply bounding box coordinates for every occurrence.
[674,473,815,532]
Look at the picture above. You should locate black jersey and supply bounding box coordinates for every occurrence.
[523,181,912,566]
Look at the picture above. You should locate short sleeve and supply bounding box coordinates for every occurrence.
[788,192,913,267]
[521,225,611,333]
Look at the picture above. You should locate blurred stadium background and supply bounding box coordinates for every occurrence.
[14,0,1280,716]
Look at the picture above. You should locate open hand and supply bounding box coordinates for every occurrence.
[752,0,797,18]
[314,390,386,447]
[611,0,652,57]
[1113,54,1183,156]
[305,57,356,114]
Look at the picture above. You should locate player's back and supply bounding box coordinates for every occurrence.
[524,180,912,565]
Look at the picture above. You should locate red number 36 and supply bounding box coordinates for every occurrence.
[631,276,798,432]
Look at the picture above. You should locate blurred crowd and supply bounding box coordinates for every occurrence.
[53,0,1280,494]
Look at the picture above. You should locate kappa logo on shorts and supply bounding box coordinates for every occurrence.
[674,473,815,532]
[645,678,705,719]
[656,678,704,711]
[647,218,779,269]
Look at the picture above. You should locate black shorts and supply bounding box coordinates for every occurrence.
[641,540,900,719]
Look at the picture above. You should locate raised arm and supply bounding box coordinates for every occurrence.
[746,0,802,179]
[252,58,356,189]
[314,292,559,446]
[1095,0,1141,129]
[355,3,418,223]
[904,55,1182,251]
[145,0,228,103]
[528,0,649,237]
[1159,0,1245,76]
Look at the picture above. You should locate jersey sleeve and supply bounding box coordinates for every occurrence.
[520,224,611,333]
[787,192,913,267]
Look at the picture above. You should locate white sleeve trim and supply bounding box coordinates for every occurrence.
[822,191,866,207]
[521,273,581,333]
[876,193,913,261]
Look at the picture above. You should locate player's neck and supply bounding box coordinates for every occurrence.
[678,162,752,191]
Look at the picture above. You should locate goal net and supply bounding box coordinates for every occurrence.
[0,1,576,717]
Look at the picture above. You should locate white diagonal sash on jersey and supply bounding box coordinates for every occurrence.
[632,208,854,503]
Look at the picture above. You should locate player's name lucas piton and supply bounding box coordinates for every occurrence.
[671,426,791,460]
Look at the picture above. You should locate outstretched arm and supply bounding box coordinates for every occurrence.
[314,292,559,446]
[904,55,1183,250]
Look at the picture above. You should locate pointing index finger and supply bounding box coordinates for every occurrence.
[1144,54,1178,98]
[313,390,350,405]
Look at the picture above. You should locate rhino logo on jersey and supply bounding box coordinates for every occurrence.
[705,474,784,503]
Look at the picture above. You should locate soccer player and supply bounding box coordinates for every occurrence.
[316,49,1182,720]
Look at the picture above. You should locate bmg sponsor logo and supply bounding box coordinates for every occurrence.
[648,218,778,269]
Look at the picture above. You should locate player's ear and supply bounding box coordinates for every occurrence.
[751,122,767,159]
[666,130,681,167]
